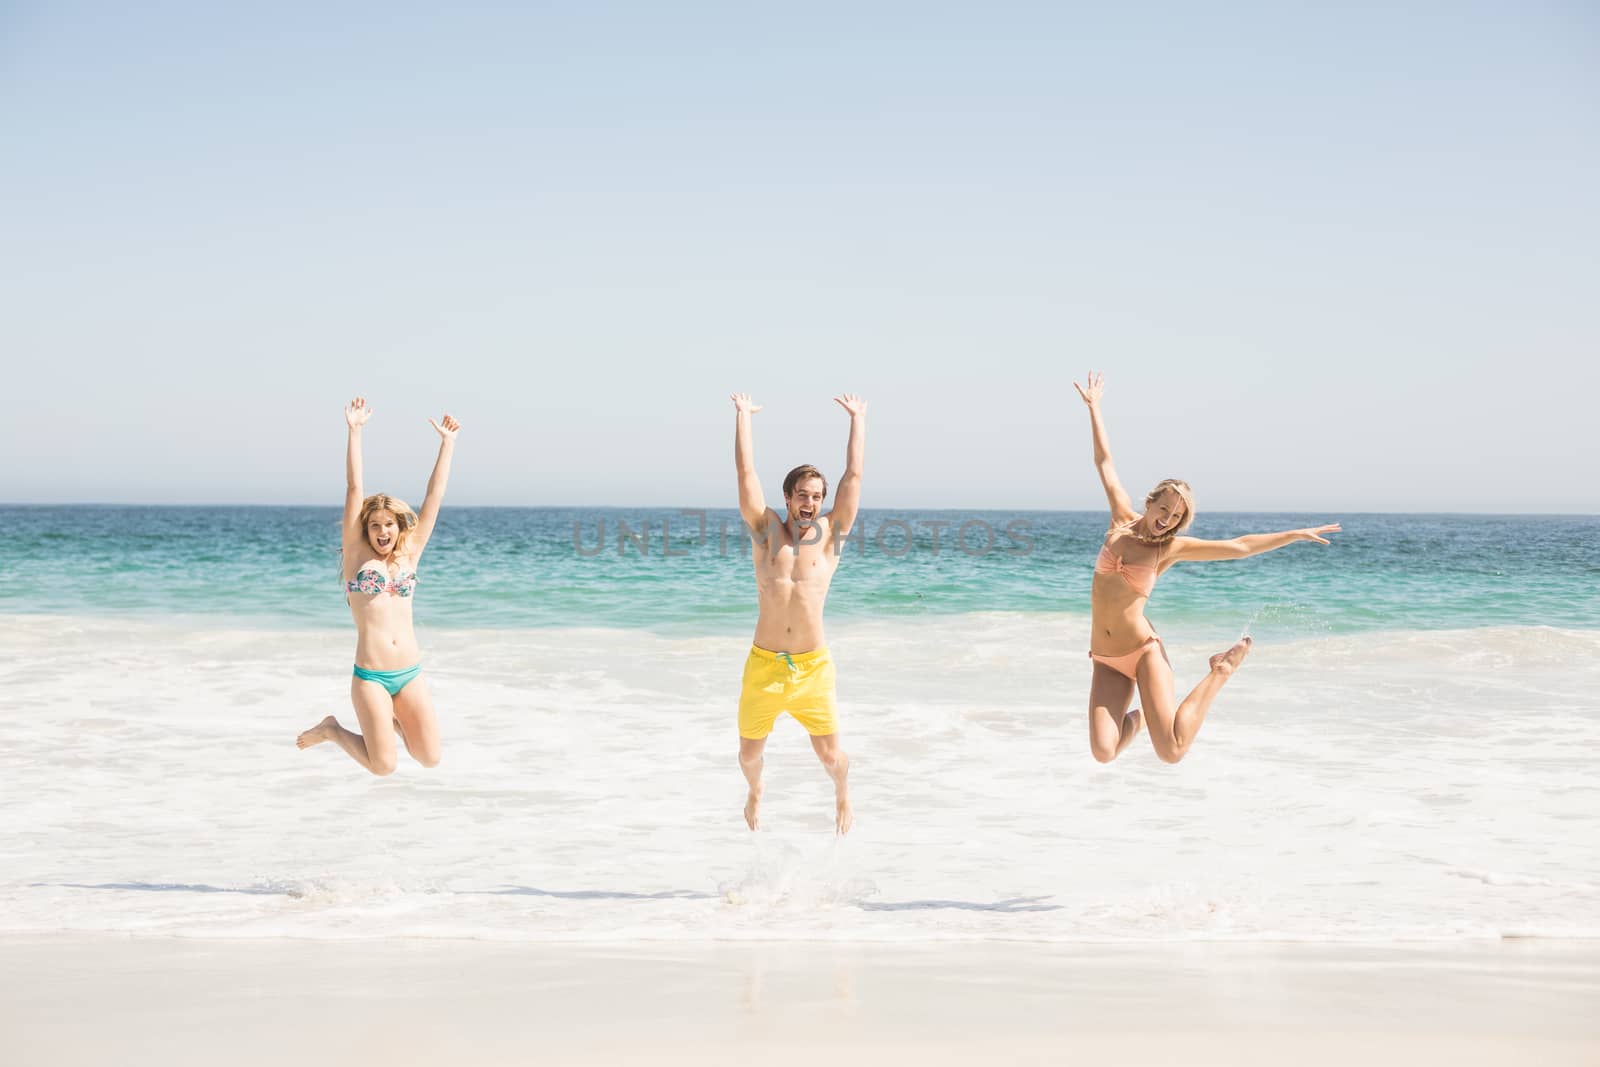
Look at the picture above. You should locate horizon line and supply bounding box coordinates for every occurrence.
[1,502,1595,518]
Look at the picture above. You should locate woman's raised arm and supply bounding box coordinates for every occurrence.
[410,413,460,557]
[1074,372,1137,525]
[342,397,371,543]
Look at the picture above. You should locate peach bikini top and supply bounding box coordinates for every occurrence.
[1094,529,1159,598]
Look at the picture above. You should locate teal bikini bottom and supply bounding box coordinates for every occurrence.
[352,663,422,696]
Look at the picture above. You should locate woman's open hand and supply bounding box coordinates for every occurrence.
[345,396,372,429]
[1073,373,1104,408]
[1297,524,1342,545]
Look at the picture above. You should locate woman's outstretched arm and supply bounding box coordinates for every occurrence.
[1166,524,1341,563]
[1074,372,1137,525]
[410,413,460,557]
[342,397,371,545]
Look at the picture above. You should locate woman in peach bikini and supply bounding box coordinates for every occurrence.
[1075,373,1339,764]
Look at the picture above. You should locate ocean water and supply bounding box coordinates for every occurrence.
[5,506,1598,636]
[1,507,1597,943]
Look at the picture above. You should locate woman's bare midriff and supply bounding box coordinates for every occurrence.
[1089,574,1159,657]
[349,592,422,669]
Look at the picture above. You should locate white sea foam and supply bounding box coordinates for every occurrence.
[1,613,1597,943]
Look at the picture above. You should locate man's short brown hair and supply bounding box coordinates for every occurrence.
[783,464,828,498]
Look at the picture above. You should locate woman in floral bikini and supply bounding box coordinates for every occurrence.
[296,396,461,774]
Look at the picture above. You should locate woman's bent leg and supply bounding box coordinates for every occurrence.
[296,677,399,775]
[1088,660,1140,763]
[1135,638,1251,764]
[390,674,442,768]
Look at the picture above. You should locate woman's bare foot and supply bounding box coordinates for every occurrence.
[296,715,338,749]
[835,794,853,836]
[1209,637,1253,677]
[744,784,762,831]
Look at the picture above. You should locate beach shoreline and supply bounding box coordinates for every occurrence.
[5,934,1597,1065]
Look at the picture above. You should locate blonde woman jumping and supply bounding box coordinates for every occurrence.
[1076,373,1338,764]
[297,396,460,774]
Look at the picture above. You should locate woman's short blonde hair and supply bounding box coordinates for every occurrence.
[1142,479,1195,543]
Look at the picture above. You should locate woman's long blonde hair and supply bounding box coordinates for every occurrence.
[356,493,419,562]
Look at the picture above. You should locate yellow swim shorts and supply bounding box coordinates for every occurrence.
[737,645,838,740]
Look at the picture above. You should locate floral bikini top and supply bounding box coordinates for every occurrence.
[346,567,417,598]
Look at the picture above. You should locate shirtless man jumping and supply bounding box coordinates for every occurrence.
[731,392,865,836]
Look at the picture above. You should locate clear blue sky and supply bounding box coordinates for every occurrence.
[2,2,1596,511]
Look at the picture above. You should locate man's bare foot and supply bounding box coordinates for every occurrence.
[1209,636,1253,677]
[831,751,852,835]
[744,785,762,831]
[296,715,338,749]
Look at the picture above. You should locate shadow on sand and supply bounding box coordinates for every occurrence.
[39,881,297,897]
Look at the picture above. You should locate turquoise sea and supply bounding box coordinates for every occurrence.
[3,506,1596,636]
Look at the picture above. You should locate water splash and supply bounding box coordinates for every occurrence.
[719,835,877,911]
